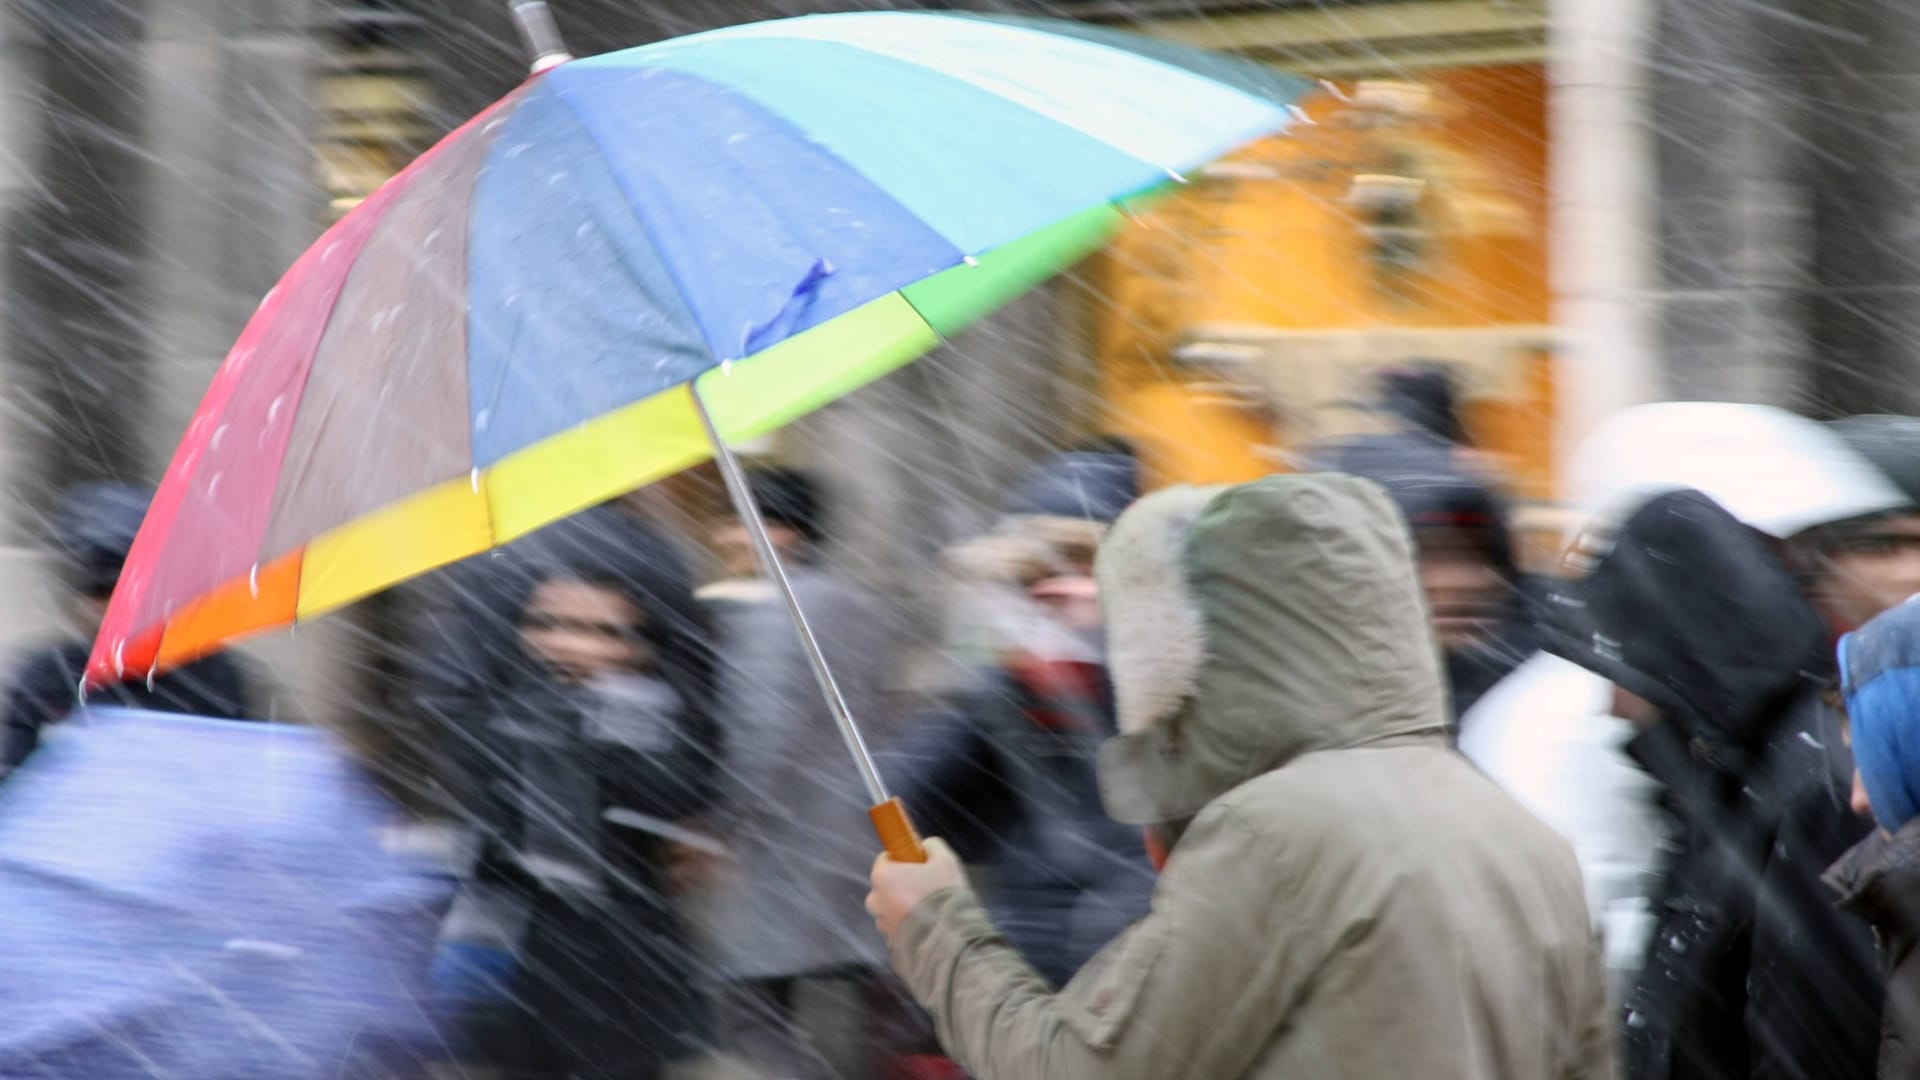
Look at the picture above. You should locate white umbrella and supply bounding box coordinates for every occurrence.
[1569,402,1909,539]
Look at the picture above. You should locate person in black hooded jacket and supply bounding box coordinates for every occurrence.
[3,483,254,774]
[422,506,723,1080]
[1547,489,1881,1079]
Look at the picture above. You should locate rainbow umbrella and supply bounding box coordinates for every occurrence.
[89,11,1308,855]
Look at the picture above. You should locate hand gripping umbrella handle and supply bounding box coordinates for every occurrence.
[689,386,928,863]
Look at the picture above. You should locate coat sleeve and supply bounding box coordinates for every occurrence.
[884,700,1012,863]
[1562,929,1616,1080]
[890,805,1308,1080]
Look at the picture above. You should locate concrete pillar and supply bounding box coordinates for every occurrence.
[1643,0,1820,409]
[1548,0,1660,491]
[1798,0,1920,416]
[0,5,65,648]
[4,1,155,508]
[0,0,348,722]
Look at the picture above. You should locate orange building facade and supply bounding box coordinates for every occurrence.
[1085,64,1555,503]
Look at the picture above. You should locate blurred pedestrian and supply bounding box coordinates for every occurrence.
[1313,433,1534,724]
[1826,594,1920,1078]
[868,475,1611,1079]
[886,449,1155,989]
[431,523,721,1080]
[1546,489,1881,1079]
[2,483,255,775]
[696,465,911,1079]
[396,504,693,817]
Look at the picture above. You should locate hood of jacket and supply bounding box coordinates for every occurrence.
[1095,473,1449,825]
[1545,489,1830,757]
[503,509,715,713]
[415,505,714,719]
[1839,595,1920,831]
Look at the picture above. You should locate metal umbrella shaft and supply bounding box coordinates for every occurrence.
[690,387,927,863]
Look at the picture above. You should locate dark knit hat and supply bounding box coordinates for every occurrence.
[1378,362,1468,446]
[742,465,823,544]
[51,483,154,597]
[1002,451,1140,525]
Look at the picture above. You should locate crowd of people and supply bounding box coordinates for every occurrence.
[4,368,1920,1078]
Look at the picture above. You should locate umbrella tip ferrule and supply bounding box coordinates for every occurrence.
[512,2,573,73]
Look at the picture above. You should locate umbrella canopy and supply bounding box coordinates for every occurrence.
[1568,402,1908,539]
[0,709,452,1078]
[89,12,1307,685]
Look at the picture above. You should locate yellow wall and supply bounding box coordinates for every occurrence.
[1089,65,1554,496]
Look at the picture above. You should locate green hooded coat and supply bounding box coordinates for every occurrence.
[889,473,1611,1079]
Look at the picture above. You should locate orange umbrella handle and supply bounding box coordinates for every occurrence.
[870,797,928,863]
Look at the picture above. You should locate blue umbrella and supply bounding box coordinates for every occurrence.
[0,709,454,1079]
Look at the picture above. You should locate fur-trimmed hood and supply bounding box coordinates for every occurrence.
[1096,473,1450,825]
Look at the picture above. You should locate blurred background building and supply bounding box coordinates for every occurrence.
[2,0,1917,724]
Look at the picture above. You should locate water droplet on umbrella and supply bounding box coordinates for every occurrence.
[321,242,341,262]
[727,133,749,145]
[547,171,570,187]
[507,143,533,158]
[145,669,157,693]
[476,408,491,432]
[268,395,286,425]
[205,472,221,499]
[249,564,260,598]
[470,467,482,493]
[1165,168,1189,184]
[575,222,593,239]
[113,640,125,677]
[722,359,734,376]
[963,255,981,267]
[211,424,229,451]
[1287,104,1317,125]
